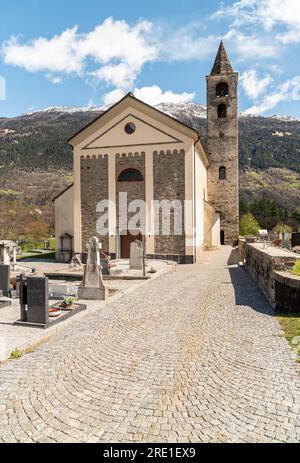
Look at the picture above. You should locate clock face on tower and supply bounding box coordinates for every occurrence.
[124,122,136,134]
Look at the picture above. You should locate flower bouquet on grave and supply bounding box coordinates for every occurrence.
[61,296,78,310]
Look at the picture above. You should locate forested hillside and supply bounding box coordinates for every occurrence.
[0,103,299,240]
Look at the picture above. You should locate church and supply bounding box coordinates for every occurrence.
[54,42,239,264]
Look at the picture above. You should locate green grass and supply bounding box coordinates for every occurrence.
[0,188,21,197]
[21,241,44,252]
[277,314,300,362]
[291,260,300,276]
[49,238,56,250]
[17,251,55,261]
[10,349,23,359]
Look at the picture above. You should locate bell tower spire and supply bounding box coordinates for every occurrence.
[210,41,234,75]
[206,42,239,245]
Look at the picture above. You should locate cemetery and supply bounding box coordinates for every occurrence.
[0,236,176,362]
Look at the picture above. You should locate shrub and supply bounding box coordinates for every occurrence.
[240,213,260,236]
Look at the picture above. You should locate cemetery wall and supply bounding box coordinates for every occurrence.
[244,243,300,313]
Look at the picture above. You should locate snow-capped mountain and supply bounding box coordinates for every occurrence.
[21,101,300,123]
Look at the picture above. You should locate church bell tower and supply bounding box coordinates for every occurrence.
[206,41,239,245]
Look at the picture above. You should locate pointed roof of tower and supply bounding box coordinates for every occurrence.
[210,41,234,75]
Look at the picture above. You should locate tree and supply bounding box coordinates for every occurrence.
[240,213,260,236]
[273,223,293,238]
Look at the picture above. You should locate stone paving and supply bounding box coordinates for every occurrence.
[0,260,174,362]
[0,247,299,443]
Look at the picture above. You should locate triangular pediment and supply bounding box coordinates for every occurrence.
[82,113,183,150]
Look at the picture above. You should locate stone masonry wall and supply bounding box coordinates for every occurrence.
[244,243,300,312]
[81,155,109,253]
[153,149,185,256]
[207,73,239,245]
[116,152,145,233]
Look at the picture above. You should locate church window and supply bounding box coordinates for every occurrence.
[218,104,227,119]
[216,82,229,97]
[219,166,227,180]
[124,122,136,134]
[118,168,143,182]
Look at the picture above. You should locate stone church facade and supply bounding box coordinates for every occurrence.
[55,42,239,263]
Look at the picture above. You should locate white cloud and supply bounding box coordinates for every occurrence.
[134,86,195,105]
[227,30,278,58]
[0,76,6,100]
[102,85,195,107]
[1,18,159,90]
[244,75,300,114]
[216,0,300,43]
[89,62,139,89]
[102,89,126,106]
[46,75,63,85]
[2,27,82,74]
[161,24,217,61]
[240,69,272,99]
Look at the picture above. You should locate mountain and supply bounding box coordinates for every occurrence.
[0,102,299,233]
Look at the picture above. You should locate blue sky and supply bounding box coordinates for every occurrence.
[1,0,300,117]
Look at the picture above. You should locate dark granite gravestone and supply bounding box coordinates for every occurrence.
[0,265,10,297]
[19,275,28,322]
[100,259,110,276]
[292,233,300,249]
[26,277,49,326]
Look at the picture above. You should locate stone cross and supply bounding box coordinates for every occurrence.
[130,240,143,270]
[78,237,108,300]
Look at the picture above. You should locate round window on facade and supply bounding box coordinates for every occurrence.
[124,122,136,134]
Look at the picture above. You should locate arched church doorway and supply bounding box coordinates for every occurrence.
[220,230,225,245]
[117,165,145,258]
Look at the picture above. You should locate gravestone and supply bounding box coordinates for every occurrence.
[78,237,108,300]
[26,277,49,326]
[130,240,143,270]
[100,259,110,276]
[0,265,10,297]
[19,275,28,322]
[100,252,110,276]
[292,233,300,249]
[70,253,83,268]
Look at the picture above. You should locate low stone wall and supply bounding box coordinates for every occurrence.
[244,243,300,313]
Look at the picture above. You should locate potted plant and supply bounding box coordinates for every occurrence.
[62,296,78,310]
[49,307,61,318]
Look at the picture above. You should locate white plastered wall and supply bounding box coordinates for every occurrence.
[55,186,74,258]
[194,146,209,260]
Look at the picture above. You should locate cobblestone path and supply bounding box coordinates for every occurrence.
[0,247,299,443]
